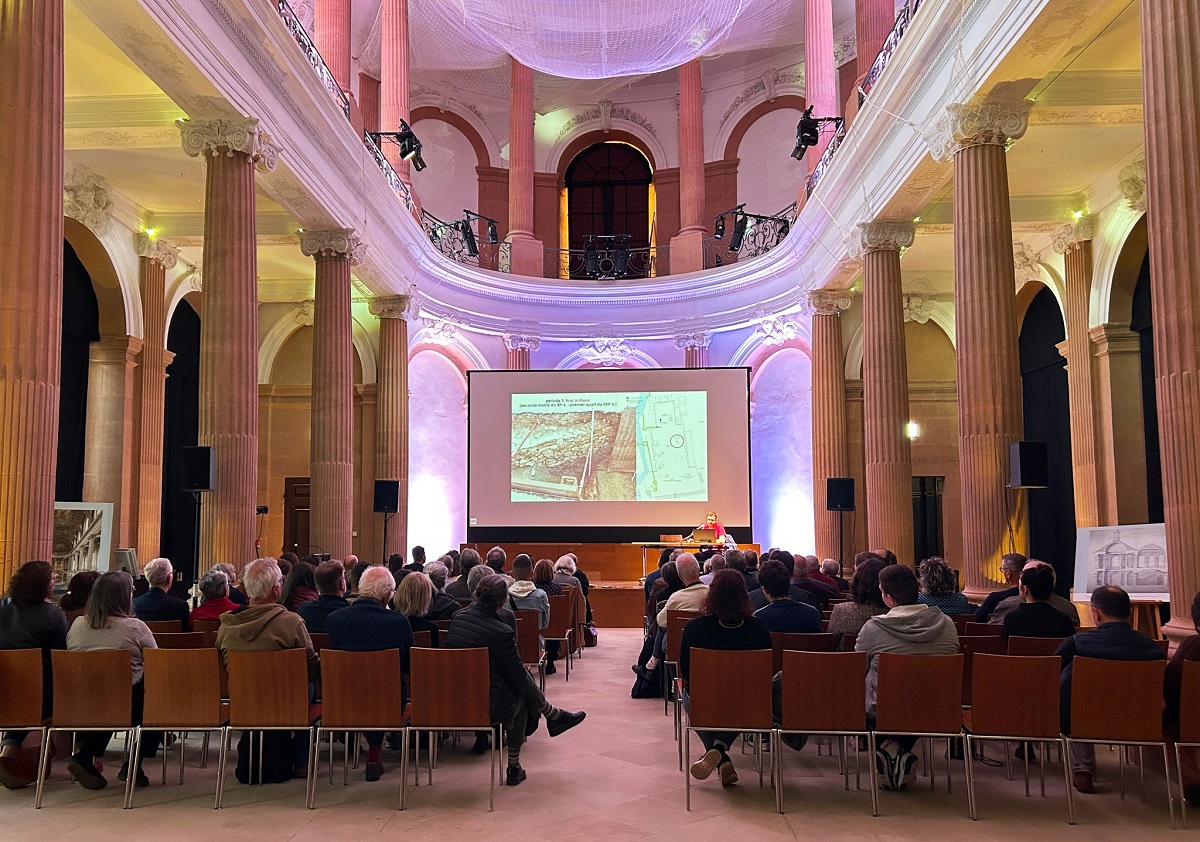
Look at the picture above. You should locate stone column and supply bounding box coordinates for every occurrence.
[671,59,707,273]
[82,337,142,549]
[805,0,838,171]
[180,117,280,572]
[504,334,540,370]
[507,58,544,276]
[1090,323,1149,526]
[804,290,852,562]
[1052,217,1103,528]
[301,229,361,559]
[856,0,895,78]
[1141,1,1200,642]
[848,222,916,566]
[314,0,351,93]
[380,0,410,181]
[0,0,63,587]
[370,295,411,561]
[927,97,1030,594]
[134,234,178,563]
[675,332,712,369]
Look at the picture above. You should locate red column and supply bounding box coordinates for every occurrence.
[380,0,410,181]
[671,59,707,273]
[370,295,411,561]
[805,0,838,171]
[180,118,280,572]
[0,0,63,587]
[507,58,544,276]
[855,0,895,79]
[315,0,351,93]
[505,334,540,370]
[805,290,851,562]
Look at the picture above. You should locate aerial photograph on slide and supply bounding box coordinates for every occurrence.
[510,391,707,502]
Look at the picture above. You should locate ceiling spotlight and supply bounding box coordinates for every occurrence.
[791,106,843,161]
[714,214,726,239]
[728,213,748,252]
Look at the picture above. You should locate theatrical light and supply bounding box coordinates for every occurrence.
[906,421,921,440]
[368,122,428,171]
[714,214,726,239]
[487,219,498,244]
[728,213,748,252]
[460,219,479,257]
[613,235,630,276]
[790,106,843,161]
[913,216,922,223]
[145,228,157,239]
[584,237,600,276]
[1072,209,1085,220]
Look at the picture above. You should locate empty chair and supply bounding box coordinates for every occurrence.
[308,632,330,653]
[964,622,1003,637]
[543,595,573,680]
[410,629,434,649]
[960,635,1006,707]
[513,610,545,691]
[153,631,207,649]
[1007,636,1069,657]
[1174,661,1200,828]
[770,631,836,672]
[143,620,183,634]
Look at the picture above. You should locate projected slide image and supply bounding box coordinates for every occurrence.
[511,391,707,502]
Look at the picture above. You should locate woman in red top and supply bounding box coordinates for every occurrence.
[190,569,238,621]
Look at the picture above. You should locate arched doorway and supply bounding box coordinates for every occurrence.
[160,301,201,572]
[1130,254,1163,522]
[1019,286,1076,591]
[564,142,652,279]
[57,241,100,501]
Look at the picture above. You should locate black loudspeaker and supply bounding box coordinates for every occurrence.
[1009,441,1050,488]
[181,446,215,492]
[826,477,855,511]
[373,479,400,513]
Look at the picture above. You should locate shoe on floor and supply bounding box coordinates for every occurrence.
[118,763,149,789]
[690,748,722,781]
[365,762,384,782]
[899,752,919,790]
[0,756,35,790]
[546,709,586,737]
[471,734,492,755]
[1014,742,1037,761]
[505,765,527,786]
[545,662,557,676]
[68,755,108,790]
[875,741,900,791]
[631,663,652,680]
[1072,770,1095,794]
[718,758,739,787]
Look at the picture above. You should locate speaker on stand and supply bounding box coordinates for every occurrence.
[374,480,400,564]
[181,446,215,590]
[826,477,855,572]
[1008,441,1049,558]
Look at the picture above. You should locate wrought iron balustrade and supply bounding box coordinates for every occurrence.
[858,0,924,105]
[276,1,350,119]
[421,209,504,271]
[547,237,667,280]
[703,202,797,269]
[805,124,846,197]
[362,132,415,210]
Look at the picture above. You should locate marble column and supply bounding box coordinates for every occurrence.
[180,117,280,572]
[507,58,544,276]
[370,295,411,561]
[505,334,540,371]
[301,229,361,559]
[1090,323,1149,526]
[671,59,707,273]
[315,0,351,93]
[675,332,712,369]
[82,336,142,549]
[0,0,63,587]
[927,97,1030,593]
[1053,217,1103,528]
[804,290,852,562]
[134,235,178,563]
[804,0,838,172]
[1141,2,1200,642]
[849,221,916,566]
[380,0,410,181]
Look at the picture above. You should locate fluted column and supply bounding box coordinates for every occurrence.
[380,0,410,181]
[83,336,141,549]
[1141,2,1200,643]
[504,334,540,370]
[315,0,351,93]
[855,0,895,78]
[671,59,707,273]
[1090,323,1148,526]
[675,332,712,369]
[506,59,544,276]
[805,0,838,171]
[134,234,178,562]
[0,0,63,587]
[804,290,852,561]
[1053,218,1103,528]
[849,222,916,566]
[301,229,361,559]
[927,97,1030,593]
[180,118,280,572]
[370,295,411,561]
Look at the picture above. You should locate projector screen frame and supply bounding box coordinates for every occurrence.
[465,366,752,544]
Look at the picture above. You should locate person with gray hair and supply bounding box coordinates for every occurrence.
[132,556,191,631]
[326,565,414,782]
[422,559,459,620]
[635,553,709,680]
[822,559,850,591]
[552,554,578,590]
[445,548,482,601]
[212,562,248,605]
[191,569,238,622]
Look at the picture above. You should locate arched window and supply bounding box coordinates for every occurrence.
[564,142,652,277]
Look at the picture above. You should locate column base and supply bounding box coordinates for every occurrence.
[507,235,545,277]
[1162,617,1198,653]
[669,230,706,274]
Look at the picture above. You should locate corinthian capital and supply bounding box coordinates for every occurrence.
[845,221,915,260]
[800,289,852,317]
[178,117,281,172]
[368,295,414,320]
[923,96,1032,163]
[673,331,712,351]
[299,228,364,264]
[1052,214,1096,254]
[504,333,542,352]
[135,233,179,269]
[1119,157,1147,213]
[64,166,113,235]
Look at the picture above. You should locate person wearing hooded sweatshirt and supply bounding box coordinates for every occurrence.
[507,555,550,629]
[855,563,958,791]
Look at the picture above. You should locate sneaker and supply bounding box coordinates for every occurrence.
[899,752,919,790]
[471,733,492,755]
[690,748,722,781]
[505,765,527,786]
[1072,770,1094,794]
[68,755,108,790]
[874,743,899,791]
[718,758,739,787]
[364,762,384,782]
[546,709,586,737]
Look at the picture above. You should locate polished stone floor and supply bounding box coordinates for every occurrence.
[0,628,1181,839]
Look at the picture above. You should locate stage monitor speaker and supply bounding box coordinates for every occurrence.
[181,446,215,492]
[826,477,855,511]
[1009,441,1049,488]
[373,479,400,513]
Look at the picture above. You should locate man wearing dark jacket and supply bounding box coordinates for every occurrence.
[443,575,585,785]
[404,545,426,573]
[974,552,1027,622]
[297,560,352,633]
[1001,563,1076,641]
[1056,585,1164,794]
[445,548,482,601]
[133,557,192,631]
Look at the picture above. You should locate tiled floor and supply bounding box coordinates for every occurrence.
[0,629,1183,839]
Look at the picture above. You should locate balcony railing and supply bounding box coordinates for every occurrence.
[362,132,415,210]
[545,239,668,281]
[421,209,504,271]
[276,1,350,119]
[805,123,846,197]
[703,202,797,270]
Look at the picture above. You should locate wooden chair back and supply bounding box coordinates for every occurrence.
[411,629,434,649]
[820,619,830,632]
[1180,660,1200,743]
[144,620,183,634]
[308,632,330,653]
[154,631,208,649]
[512,610,542,665]
[969,654,1060,738]
[841,633,857,651]
[964,622,1002,637]
[319,649,404,730]
[780,650,867,731]
[409,647,491,729]
[51,649,133,728]
[665,610,703,662]
[433,619,452,632]
[0,648,44,727]
[226,648,311,728]
[192,618,222,635]
[951,614,975,634]
[687,648,773,731]
[1069,656,1166,742]
[960,635,1006,706]
[142,648,224,728]
[771,631,836,672]
[875,653,964,734]
[1006,635,1068,656]
[544,594,571,639]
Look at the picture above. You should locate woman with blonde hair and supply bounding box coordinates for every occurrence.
[393,571,442,645]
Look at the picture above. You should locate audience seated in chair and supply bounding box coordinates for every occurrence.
[297,560,351,633]
[635,554,708,682]
[393,571,442,646]
[974,552,1027,622]
[916,556,975,616]
[212,562,248,606]
[190,569,238,622]
[404,545,426,573]
[443,575,585,785]
[748,550,818,610]
[1001,562,1077,641]
[806,556,840,592]
[752,560,821,633]
[988,560,1080,626]
[422,560,460,621]
[855,563,959,791]
[58,570,100,626]
[508,555,555,674]
[279,560,319,612]
[1165,591,1200,806]
[445,548,482,602]
[132,557,191,631]
[345,560,370,601]
[828,556,887,648]
[552,554,580,591]
[823,558,851,591]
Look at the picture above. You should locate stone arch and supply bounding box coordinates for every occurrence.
[719,94,807,162]
[549,127,664,179]
[63,217,133,338]
[410,105,495,169]
[407,325,489,383]
[1093,213,1147,328]
[257,305,375,384]
[843,303,956,380]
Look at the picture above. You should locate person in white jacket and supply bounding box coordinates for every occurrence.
[507,555,549,629]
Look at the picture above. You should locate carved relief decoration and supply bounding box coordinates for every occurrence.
[801,290,851,317]
[1052,214,1096,254]
[719,65,805,127]
[844,221,916,259]
[923,97,1032,163]
[1013,241,1043,289]
[579,337,633,366]
[504,334,542,352]
[673,331,712,351]
[178,117,281,172]
[556,100,657,142]
[902,294,932,324]
[753,309,802,346]
[421,316,465,344]
[299,228,365,264]
[1119,157,1147,213]
[135,233,179,269]
[63,166,113,235]
[369,295,414,320]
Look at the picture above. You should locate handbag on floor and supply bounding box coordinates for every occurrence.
[234,730,295,784]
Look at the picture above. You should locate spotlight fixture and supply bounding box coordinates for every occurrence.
[714,214,726,239]
[584,237,600,276]
[368,120,427,171]
[728,213,748,253]
[790,106,843,160]
[461,210,499,251]
[486,219,498,244]
[612,235,630,276]
[460,219,479,257]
